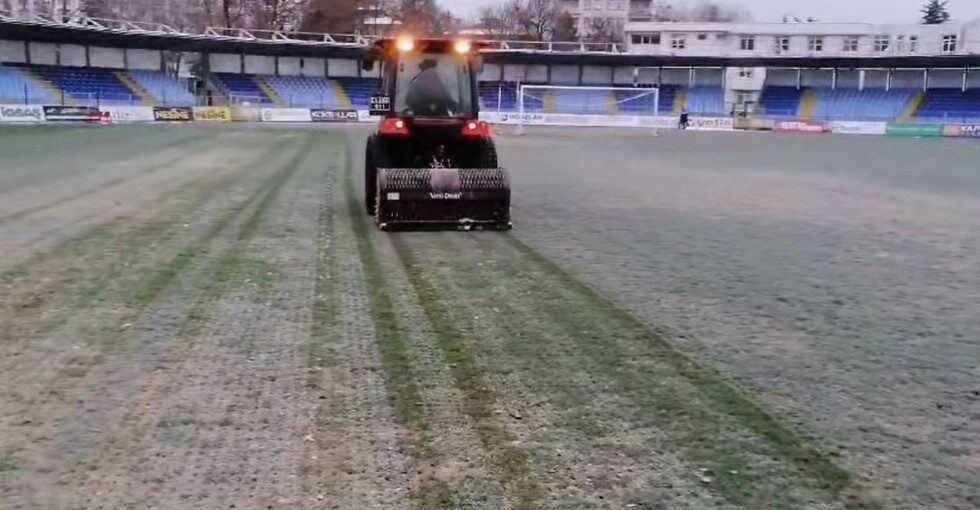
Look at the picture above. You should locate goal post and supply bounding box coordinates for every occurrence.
[516,84,661,134]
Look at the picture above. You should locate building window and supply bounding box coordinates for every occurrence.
[739,36,755,51]
[775,36,790,52]
[942,34,957,53]
[671,34,686,49]
[697,33,708,40]
[631,33,661,45]
[808,36,823,52]
[738,67,753,78]
[896,35,906,52]
[909,36,918,53]
[842,36,859,52]
[874,35,890,52]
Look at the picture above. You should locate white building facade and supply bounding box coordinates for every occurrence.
[625,19,980,57]
[560,0,653,40]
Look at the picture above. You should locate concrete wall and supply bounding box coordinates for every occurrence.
[278,57,301,76]
[582,65,612,85]
[636,67,658,84]
[328,58,358,77]
[613,66,634,85]
[765,68,798,87]
[60,44,86,67]
[661,68,689,86]
[550,65,579,85]
[801,69,833,88]
[0,40,25,63]
[694,68,724,86]
[929,69,963,88]
[836,70,860,88]
[126,49,160,70]
[89,46,125,69]
[210,53,241,73]
[244,55,274,75]
[302,58,326,77]
[891,70,924,88]
[968,70,980,89]
[864,70,889,88]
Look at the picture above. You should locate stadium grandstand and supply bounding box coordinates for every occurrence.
[0,10,979,124]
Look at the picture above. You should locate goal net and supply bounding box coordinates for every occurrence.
[516,84,660,130]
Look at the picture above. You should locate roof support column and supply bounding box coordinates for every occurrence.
[886,69,892,92]
[923,69,929,92]
[963,67,968,92]
[796,68,802,90]
[832,68,837,90]
[689,67,695,88]
[858,69,865,91]
[578,64,583,86]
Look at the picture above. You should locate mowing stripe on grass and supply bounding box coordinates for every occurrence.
[339,143,453,506]
[501,234,880,509]
[390,234,547,510]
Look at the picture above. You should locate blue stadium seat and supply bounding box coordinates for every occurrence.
[265,75,339,108]
[28,65,139,105]
[685,86,725,115]
[128,70,195,106]
[0,65,57,103]
[759,86,803,117]
[810,88,915,120]
[917,88,980,122]
[215,73,274,105]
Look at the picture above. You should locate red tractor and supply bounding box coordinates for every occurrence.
[363,37,512,230]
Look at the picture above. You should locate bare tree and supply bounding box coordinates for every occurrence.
[302,0,361,33]
[507,0,560,41]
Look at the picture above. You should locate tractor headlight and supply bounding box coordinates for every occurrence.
[454,40,472,54]
[396,36,415,52]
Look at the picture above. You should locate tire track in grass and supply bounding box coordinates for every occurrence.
[61,133,318,504]
[1,134,316,507]
[0,134,312,502]
[389,234,546,509]
[340,150,456,507]
[0,131,222,224]
[495,234,880,509]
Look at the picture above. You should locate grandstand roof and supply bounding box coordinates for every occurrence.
[1,13,979,69]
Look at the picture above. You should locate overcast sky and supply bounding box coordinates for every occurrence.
[447,0,980,23]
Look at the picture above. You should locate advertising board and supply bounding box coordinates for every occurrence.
[941,124,980,138]
[260,108,312,122]
[688,117,735,131]
[102,106,155,122]
[153,106,194,121]
[775,120,827,133]
[828,121,888,136]
[885,123,943,137]
[310,108,360,122]
[192,106,232,122]
[44,106,98,121]
[0,104,45,122]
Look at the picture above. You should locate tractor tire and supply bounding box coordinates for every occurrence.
[365,135,378,216]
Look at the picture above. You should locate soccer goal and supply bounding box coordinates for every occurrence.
[516,84,660,133]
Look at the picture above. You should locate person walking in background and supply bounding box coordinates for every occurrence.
[679,108,690,130]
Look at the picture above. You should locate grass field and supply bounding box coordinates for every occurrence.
[0,124,977,509]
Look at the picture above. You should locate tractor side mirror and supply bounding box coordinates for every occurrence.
[362,58,375,72]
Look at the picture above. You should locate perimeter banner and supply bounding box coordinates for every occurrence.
[828,121,888,135]
[192,106,232,122]
[885,123,943,137]
[0,104,45,122]
[310,108,359,122]
[44,106,98,121]
[260,108,312,122]
[775,120,827,133]
[102,106,155,122]
[942,124,980,138]
[153,106,194,121]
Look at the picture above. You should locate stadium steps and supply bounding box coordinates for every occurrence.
[20,67,72,105]
[255,76,286,107]
[330,79,353,109]
[900,91,926,120]
[672,89,686,115]
[542,90,557,113]
[606,91,619,115]
[114,71,154,105]
[799,89,818,119]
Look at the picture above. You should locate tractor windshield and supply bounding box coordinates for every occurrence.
[394,52,474,118]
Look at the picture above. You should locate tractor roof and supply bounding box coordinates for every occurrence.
[372,37,491,54]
